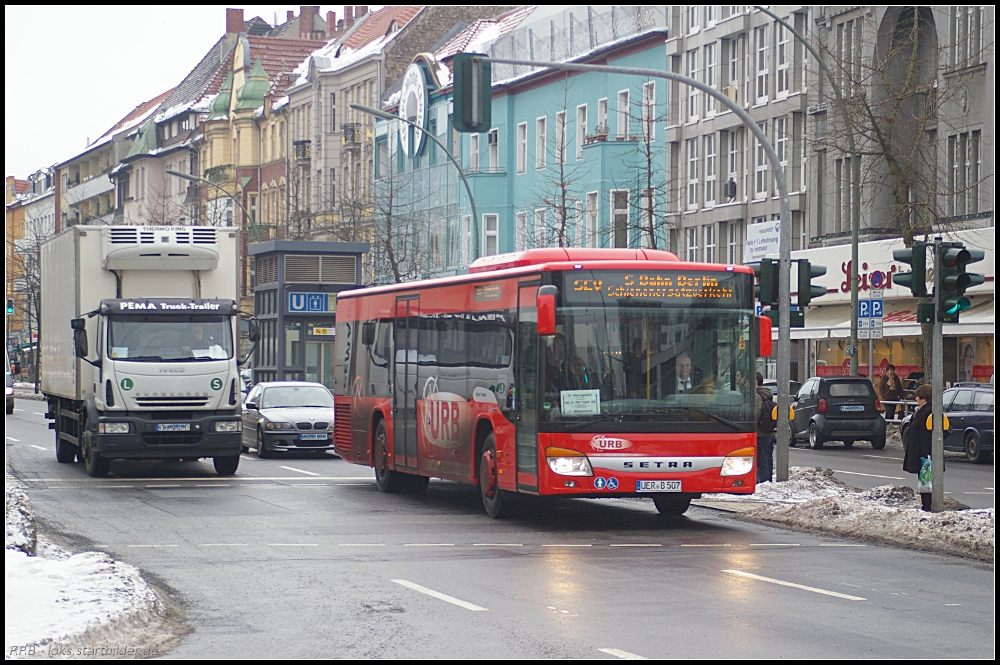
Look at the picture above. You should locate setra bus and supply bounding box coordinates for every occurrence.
[333,248,772,517]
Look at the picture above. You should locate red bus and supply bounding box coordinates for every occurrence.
[333,248,770,517]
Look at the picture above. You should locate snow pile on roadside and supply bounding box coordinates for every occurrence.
[705,467,995,563]
[4,474,167,656]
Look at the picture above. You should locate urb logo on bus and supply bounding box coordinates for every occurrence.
[590,435,632,451]
[420,376,471,450]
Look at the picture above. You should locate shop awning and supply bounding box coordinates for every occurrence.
[784,297,994,340]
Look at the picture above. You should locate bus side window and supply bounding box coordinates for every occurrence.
[373,321,391,362]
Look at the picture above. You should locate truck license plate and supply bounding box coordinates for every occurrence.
[155,423,191,432]
[299,433,328,441]
[636,480,682,492]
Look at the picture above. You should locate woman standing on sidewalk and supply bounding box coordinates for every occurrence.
[902,384,933,511]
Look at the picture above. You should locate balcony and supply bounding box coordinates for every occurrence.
[204,165,234,185]
[293,140,312,163]
[342,123,362,150]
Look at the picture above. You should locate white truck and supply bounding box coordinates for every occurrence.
[41,225,255,477]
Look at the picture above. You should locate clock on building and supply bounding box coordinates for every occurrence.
[399,63,428,157]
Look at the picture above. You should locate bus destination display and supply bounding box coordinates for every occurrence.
[565,271,740,303]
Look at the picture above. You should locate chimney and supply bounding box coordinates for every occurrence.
[326,11,336,35]
[356,6,368,18]
[299,6,318,38]
[345,5,354,27]
[287,10,294,23]
[225,8,244,34]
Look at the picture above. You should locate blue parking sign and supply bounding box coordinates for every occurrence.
[871,299,883,319]
[858,300,870,318]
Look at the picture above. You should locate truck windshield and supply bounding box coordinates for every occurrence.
[108,315,234,362]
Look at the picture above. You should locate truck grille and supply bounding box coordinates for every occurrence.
[135,395,211,408]
[141,432,204,446]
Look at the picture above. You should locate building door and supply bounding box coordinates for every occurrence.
[515,282,540,492]
[306,340,336,389]
[393,295,420,470]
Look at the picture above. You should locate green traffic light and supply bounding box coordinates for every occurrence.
[937,243,985,323]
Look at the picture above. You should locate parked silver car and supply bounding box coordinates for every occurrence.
[242,381,336,457]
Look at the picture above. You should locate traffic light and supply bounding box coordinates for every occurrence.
[797,260,827,308]
[938,243,985,322]
[750,258,779,307]
[892,242,927,297]
[5,297,13,315]
[452,53,492,133]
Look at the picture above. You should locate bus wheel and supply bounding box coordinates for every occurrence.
[653,496,691,516]
[405,474,430,493]
[479,433,509,518]
[373,420,405,493]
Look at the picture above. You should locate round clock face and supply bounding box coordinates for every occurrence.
[399,63,427,157]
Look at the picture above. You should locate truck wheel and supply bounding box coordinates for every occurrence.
[213,455,240,475]
[373,420,405,493]
[257,428,273,459]
[56,437,77,464]
[479,433,510,518]
[653,496,692,516]
[82,432,110,478]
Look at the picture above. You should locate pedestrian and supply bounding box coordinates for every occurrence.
[878,364,903,420]
[902,384,933,511]
[754,372,776,483]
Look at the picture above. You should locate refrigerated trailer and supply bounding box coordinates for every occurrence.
[41,226,254,476]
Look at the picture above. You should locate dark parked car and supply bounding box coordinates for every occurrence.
[242,381,336,457]
[900,383,994,464]
[791,376,886,449]
[761,380,803,401]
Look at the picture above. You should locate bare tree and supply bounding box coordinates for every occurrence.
[370,156,435,284]
[6,206,54,386]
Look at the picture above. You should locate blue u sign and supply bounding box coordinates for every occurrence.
[289,293,307,311]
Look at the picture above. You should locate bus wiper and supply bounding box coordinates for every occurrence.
[688,409,742,431]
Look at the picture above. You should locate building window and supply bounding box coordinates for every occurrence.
[835,157,853,233]
[705,42,718,115]
[703,224,716,263]
[705,133,717,205]
[706,5,717,27]
[469,134,480,173]
[488,128,499,171]
[555,111,567,166]
[515,211,528,250]
[483,213,498,256]
[597,98,608,133]
[729,35,744,104]
[611,190,629,248]
[535,117,546,169]
[727,129,740,197]
[754,24,769,104]
[462,214,472,265]
[638,190,654,248]
[686,138,699,209]
[727,221,741,263]
[517,122,527,174]
[688,6,700,34]
[576,104,587,159]
[330,93,336,133]
[687,49,700,122]
[617,90,630,139]
[951,6,985,67]
[949,130,982,216]
[249,194,257,224]
[775,115,788,181]
[686,226,699,261]
[776,19,790,97]
[754,125,768,198]
[642,83,655,141]
[585,191,598,248]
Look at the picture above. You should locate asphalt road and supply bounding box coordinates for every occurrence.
[6,402,995,659]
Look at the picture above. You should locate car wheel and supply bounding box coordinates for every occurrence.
[871,431,886,450]
[479,432,510,518]
[808,423,824,450]
[257,428,273,459]
[653,496,691,516]
[965,431,986,464]
[373,420,404,493]
[213,455,240,475]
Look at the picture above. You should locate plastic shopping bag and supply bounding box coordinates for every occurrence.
[917,456,932,493]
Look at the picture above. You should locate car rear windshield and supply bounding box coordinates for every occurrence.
[827,382,873,397]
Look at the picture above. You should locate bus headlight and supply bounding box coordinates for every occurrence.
[214,421,241,432]
[99,422,130,434]
[720,447,755,476]
[545,447,593,476]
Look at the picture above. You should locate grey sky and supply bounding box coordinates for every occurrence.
[5,5,345,180]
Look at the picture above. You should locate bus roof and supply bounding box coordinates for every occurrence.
[338,249,754,300]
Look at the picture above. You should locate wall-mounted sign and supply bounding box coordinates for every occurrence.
[288,292,336,313]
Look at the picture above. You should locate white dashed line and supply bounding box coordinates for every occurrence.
[392,579,487,612]
[268,543,319,547]
[862,454,903,461]
[33,412,46,416]
[473,543,524,547]
[195,484,229,487]
[338,543,385,547]
[198,543,249,547]
[609,544,662,547]
[94,485,134,489]
[598,648,648,659]
[833,469,904,480]
[127,544,180,549]
[681,543,731,547]
[404,543,455,547]
[6,437,20,442]
[30,445,47,451]
[723,569,867,601]
[542,544,591,548]
[817,543,866,547]
[278,465,321,476]
[146,485,181,488]
[750,543,800,547]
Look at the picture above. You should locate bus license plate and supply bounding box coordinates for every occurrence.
[155,423,190,432]
[636,480,682,492]
[299,433,328,441]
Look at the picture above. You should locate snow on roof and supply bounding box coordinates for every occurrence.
[93,88,174,143]
[154,93,214,125]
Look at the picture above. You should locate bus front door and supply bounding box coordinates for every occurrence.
[393,296,419,471]
[515,282,540,492]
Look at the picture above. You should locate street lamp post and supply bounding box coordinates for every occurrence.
[166,170,261,242]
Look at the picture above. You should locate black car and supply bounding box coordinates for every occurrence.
[900,383,994,464]
[791,376,886,449]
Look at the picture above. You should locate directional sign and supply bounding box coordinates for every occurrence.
[288,292,337,313]
[871,299,883,319]
[858,299,871,319]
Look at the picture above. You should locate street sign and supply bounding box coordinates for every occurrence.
[859,317,870,331]
[870,288,884,299]
[871,299,883,319]
[870,327,884,339]
[288,292,337,313]
[858,328,870,339]
[858,299,870,318]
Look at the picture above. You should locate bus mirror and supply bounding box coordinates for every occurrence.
[755,315,773,357]
[362,322,376,346]
[536,285,558,336]
[74,328,89,359]
[248,319,260,343]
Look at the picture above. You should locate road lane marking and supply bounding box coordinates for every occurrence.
[278,465,321,476]
[681,543,731,547]
[862,454,903,461]
[404,543,455,547]
[292,483,330,486]
[195,484,229,487]
[473,543,523,547]
[21,476,372,482]
[146,484,181,488]
[610,544,661,547]
[268,543,319,547]
[598,648,648,660]
[750,543,800,547]
[964,491,994,495]
[33,412,46,416]
[832,470,904,480]
[6,437,20,442]
[240,455,257,461]
[723,569,866,601]
[817,543,866,547]
[198,543,249,547]
[542,544,591,548]
[391,579,487,612]
[337,483,371,486]
[94,485,134,488]
[30,445,47,451]
[339,543,385,547]
[127,544,180,549]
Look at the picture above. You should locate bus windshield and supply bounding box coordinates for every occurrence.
[540,301,755,428]
[108,315,234,362]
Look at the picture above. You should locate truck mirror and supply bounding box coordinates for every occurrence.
[248,319,260,343]
[74,328,89,358]
[71,317,86,331]
[362,322,376,346]
[536,285,558,337]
